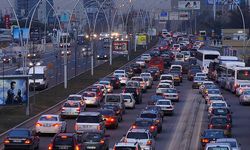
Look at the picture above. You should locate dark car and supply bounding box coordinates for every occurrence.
[188,69,201,81]
[124,66,134,78]
[209,107,233,123]
[130,64,142,74]
[103,76,120,89]
[82,132,109,150]
[208,116,232,137]
[123,87,142,104]
[144,105,164,120]
[97,51,109,60]
[146,67,161,80]
[98,109,119,129]
[131,118,158,137]
[148,95,164,105]
[138,110,162,133]
[200,129,226,147]
[4,128,39,150]
[102,104,123,122]
[48,133,83,150]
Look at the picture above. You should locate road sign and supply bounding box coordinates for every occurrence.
[159,11,168,21]
[207,0,240,5]
[147,28,157,36]
[179,12,189,20]
[178,1,200,10]
[136,34,147,45]
[112,40,128,55]
[169,12,179,20]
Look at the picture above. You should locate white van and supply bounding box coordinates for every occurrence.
[28,66,48,90]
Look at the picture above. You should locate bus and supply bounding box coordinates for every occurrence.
[195,50,220,74]
[59,33,71,48]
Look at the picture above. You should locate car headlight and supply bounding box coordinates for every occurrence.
[82,48,86,51]
[104,55,107,57]
[97,55,100,58]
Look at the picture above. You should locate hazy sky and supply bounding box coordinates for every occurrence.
[0,0,172,15]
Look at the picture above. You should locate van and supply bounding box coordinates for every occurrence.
[28,66,48,90]
[170,65,183,73]
[104,94,125,113]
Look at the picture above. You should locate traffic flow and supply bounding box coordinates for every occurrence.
[2,30,250,150]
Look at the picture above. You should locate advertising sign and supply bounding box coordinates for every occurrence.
[169,12,179,20]
[179,12,189,20]
[136,34,147,45]
[178,1,200,10]
[4,15,10,29]
[112,40,128,54]
[60,13,69,22]
[13,28,30,40]
[0,75,29,105]
[207,0,240,5]
[147,28,157,36]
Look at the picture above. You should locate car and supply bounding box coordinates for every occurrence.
[124,66,135,78]
[113,142,142,150]
[207,95,225,106]
[170,65,182,74]
[3,128,40,150]
[148,95,165,105]
[35,114,67,134]
[122,93,136,109]
[160,74,174,82]
[75,112,105,134]
[204,89,222,100]
[169,69,183,83]
[208,116,232,137]
[48,133,83,150]
[61,49,71,56]
[82,91,101,107]
[114,69,126,76]
[97,52,108,60]
[61,102,85,118]
[81,132,110,150]
[139,110,162,133]
[157,83,174,91]
[155,99,174,115]
[141,53,152,62]
[131,76,147,92]
[123,86,142,104]
[235,83,250,96]
[131,118,158,138]
[161,88,179,102]
[98,109,119,129]
[99,80,113,93]
[208,101,229,114]
[192,76,206,89]
[202,84,219,97]
[102,104,123,122]
[104,94,125,114]
[86,86,104,99]
[130,63,142,74]
[135,58,146,68]
[121,129,156,150]
[199,81,215,94]
[103,76,120,89]
[216,138,241,150]
[140,73,153,88]
[146,67,160,80]
[239,90,250,105]
[200,129,226,147]
[93,84,108,96]
[66,94,86,108]
[205,143,232,150]
[209,107,233,123]
[188,69,201,81]
[115,74,129,85]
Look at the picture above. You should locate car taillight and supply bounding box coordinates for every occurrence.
[97,125,101,130]
[24,139,31,144]
[209,124,213,129]
[146,140,152,145]
[136,89,139,94]
[74,124,78,131]
[52,123,61,127]
[132,125,137,129]
[4,139,10,144]
[122,89,125,93]
[36,122,43,127]
[75,145,80,150]
[150,125,156,131]
[201,138,209,143]
[76,107,80,112]
[62,107,65,111]
[100,139,105,144]
[48,143,53,150]
[226,124,231,129]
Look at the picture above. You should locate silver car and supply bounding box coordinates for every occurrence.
[61,102,84,118]
[239,90,250,105]
[216,138,241,150]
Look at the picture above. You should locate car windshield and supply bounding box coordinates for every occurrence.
[165,89,177,93]
[241,84,250,88]
[54,136,73,147]
[83,133,102,142]
[196,73,205,76]
[211,118,228,124]
[83,92,95,97]
[8,130,30,137]
[77,116,99,123]
[208,90,220,94]
[157,101,171,105]
[31,74,44,79]
[140,113,157,119]
[39,116,58,121]
[123,95,131,99]
[161,76,172,80]
[243,90,250,95]
[213,109,229,115]
[127,82,139,87]
[194,77,205,81]
[67,96,81,101]
[115,71,124,74]
[99,81,109,85]
[204,130,225,138]
[131,78,143,82]
[127,132,148,139]
[87,88,98,92]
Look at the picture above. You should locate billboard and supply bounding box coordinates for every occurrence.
[178,1,200,10]
[159,11,168,21]
[169,12,179,20]
[112,40,128,54]
[4,15,10,29]
[136,34,147,45]
[179,12,189,20]
[147,28,157,36]
[207,0,240,5]
[13,28,30,40]
[0,75,29,105]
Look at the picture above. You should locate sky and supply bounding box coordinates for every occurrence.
[0,0,172,15]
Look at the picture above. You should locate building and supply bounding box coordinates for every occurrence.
[37,0,54,24]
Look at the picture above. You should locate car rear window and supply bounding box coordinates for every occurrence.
[131,78,143,82]
[67,96,81,101]
[211,118,228,124]
[123,95,131,99]
[157,101,171,105]
[83,92,95,97]
[63,102,79,108]
[207,147,229,150]
[140,113,157,119]
[213,109,228,115]
[114,147,136,150]
[106,95,121,102]
[135,120,153,127]
[8,130,30,137]
[83,133,102,142]
[204,130,225,138]
[54,136,73,148]
[127,132,148,139]
[39,116,58,121]
[77,116,100,123]
[161,76,172,80]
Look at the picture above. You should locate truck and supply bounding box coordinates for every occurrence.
[28,66,48,90]
[148,57,164,73]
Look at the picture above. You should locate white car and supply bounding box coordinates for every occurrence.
[99,80,113,93]
[61,101,85,118]
[122,93,136,109]
[122,129,156,150]
[216,138,241,150]
[208,101,228,114]
[115,74,129,85]
[35,114,66,134]
[235,83,250,96]
[66,94,86,108]
[114,69,126,76]
[141,76,153,89]
[141,54,151,62]
[131,76,147,92]
[93,84,108,95]
[82,91,101,106]
[155,99,174,115]
[136,59,146,68]
[157,83,173,89]
[205,143,232,150]
[160,74,174,82]
[195,72,208,80]
[161,88,179,102]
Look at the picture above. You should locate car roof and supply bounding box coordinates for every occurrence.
[157,99,171,102]
[128,128,150,133]
[79,112,100,116]
[68,94,82,97]
[56,133,76,137]
[216,138,237,142]
[205,143,231,147]
[115,142,138,147]
[41,114,59,117]
[141,110,158,114]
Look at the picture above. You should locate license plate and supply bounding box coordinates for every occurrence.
[44,123,51,127]
[87,146,96,149]
[13,140,21,143]
[57,146,70,149]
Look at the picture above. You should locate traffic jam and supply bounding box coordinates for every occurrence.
[3,31,247,150]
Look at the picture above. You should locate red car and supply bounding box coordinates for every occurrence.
[148,57,164,73]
